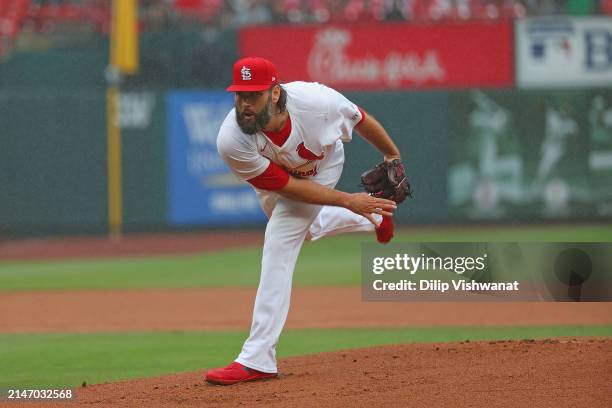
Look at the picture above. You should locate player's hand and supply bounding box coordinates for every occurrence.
[345,193,396,226]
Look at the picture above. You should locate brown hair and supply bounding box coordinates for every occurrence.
[276,85,287,113]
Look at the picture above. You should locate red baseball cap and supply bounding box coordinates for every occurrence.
[226,57,279,92]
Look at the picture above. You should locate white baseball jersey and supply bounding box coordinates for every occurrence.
[217,81,364,184]
[215,81,375,374]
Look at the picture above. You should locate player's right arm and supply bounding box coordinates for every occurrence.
[277,175,395,225]
[245,161,395,225]
[218,120,395,225]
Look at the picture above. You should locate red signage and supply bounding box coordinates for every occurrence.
[240,22,514,90]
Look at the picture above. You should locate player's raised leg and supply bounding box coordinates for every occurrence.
[309,206,393,243]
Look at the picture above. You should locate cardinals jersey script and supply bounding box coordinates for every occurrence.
[217,81,365,182]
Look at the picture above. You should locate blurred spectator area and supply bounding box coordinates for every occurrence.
[1,0,611,60]
[0,0,109,59]
[173,0,611,25]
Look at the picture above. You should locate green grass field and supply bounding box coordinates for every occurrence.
[1,224,611,291]
[2,325,611,388]
[1,224,611,388]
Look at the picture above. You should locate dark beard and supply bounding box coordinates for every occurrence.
[236,99,272,135]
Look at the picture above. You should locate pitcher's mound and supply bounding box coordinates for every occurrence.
[49,338,612,407]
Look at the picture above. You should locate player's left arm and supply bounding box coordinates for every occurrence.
[354,110,401,162]
[355,109,412,204]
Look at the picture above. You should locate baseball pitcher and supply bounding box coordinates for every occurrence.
[206,57,411,385]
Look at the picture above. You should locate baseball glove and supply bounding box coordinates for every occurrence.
[360,159,412,204]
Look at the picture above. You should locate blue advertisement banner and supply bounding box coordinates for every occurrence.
[166,91,266,226]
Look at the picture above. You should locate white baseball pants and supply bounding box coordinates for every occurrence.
[234,142,376,373]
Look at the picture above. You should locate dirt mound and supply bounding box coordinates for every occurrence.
[25,338,612,408]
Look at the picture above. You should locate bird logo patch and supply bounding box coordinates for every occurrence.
[297,143,324,161]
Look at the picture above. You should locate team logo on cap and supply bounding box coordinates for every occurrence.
[241,66,252,81]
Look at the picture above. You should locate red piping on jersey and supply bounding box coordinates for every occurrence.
[263,116,292,147]
[357,106,366,126]
[247,161,289,191]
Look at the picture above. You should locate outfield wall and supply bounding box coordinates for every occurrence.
[1,17,611,235]
[2,87,611,235]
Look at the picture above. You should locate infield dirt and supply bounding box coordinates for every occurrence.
[2,287,612,332]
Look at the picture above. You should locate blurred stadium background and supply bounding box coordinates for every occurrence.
[0,0,611,236]
[0,0,611,395]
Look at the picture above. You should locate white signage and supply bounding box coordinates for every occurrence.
[119,92,156,129]
[516,17,612,88]
[182,102,231,146]
[307,28,446,88]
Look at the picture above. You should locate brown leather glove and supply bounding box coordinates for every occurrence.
[360,159,413,204]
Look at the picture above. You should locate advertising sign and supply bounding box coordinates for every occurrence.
[516,17,612,88]
[240,22,514,90]
[166,91,266,226]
